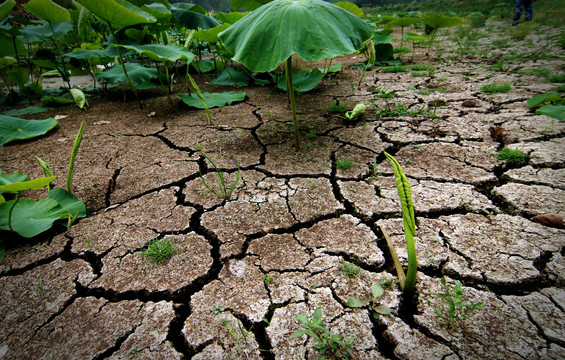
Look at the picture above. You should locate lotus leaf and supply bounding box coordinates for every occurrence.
[22,0,70,24]
[231,0,271,11]
[276,69,323,93]
[2,106,53,116]
[0,170,28,195]
[219,0,375,73]
[117,43,194,63]
[178,91,246,109]
[76,0,156,30]
[0,198,66,237]
[212,68,251,86]
[97,62,158,87]
[69,88,88,109]
[536,104,565,121]
[527,92,561,108]
[48,188,86,219]
[171,3,221,30]
[0,0,16,20]
[213,12,246,24]
[0,115,57,146]
[333,1,363,17]
[18,20,73,42]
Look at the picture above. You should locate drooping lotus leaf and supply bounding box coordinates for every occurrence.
[536,104,565,121]
[22,0,70,24]
[171,3,221,30]
[0,198,67,237]
[0,34,27,57]
[76,0,156,30]
[421,13,463,29]
[18,20,73,42]
[2,106,53,116]
[219,0,375,73]
[0,169,29,195]
[276,69,323,93]
[117,43,194,63]
[65,48,112,63]
[0,115,57,146]
[178,91,246,109]
[69,88,88,109]
[195,23,230,44]
[97,62,158,86]
[0,175,55,193]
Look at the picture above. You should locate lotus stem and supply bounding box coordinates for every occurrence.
[286,56,300,151]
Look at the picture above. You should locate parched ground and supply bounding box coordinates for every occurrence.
[1,21,564,359]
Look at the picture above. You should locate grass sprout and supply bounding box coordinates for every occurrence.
[138,237,179,265]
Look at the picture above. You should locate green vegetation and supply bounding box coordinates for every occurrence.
[199,154,241,200]
[328,102,349,113]
[382,65,408,73]
[431,277,484,328]
[336,158,356,171]
[495,148,529,165]
[480,82,512,93]
[138,237,179,265]
[347,281,392,319]
[292,307,355,359]
[340,261,361,278]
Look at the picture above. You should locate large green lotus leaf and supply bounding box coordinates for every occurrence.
[390,16,419,27]
[536,104,565,121]
[219,0,375,73]
[142,3,171,22]
[178,91,246,109]
[0,115,57,146]
[18,20,73,42]
[276,69,323,93]
[231,0,271,11]
[0,169,29,195]
[65,48,112,62]
[76,0,156,29]
[96,62,158,86]
[22,0,70,24]
[212,68,251,86]
[0,0,16,20]
[213,12,246,24]
[0,56,16,67]
[171,3,221,30]
[372,32,394,44]
[421,13,463,29]
[0,198,67,237]
[48,188,86,219]
[117,43,194,63]
[333,2,363,17]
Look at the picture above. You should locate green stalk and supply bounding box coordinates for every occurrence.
[187,72,211,125]
[383,152,417,294]
[286,56,300,151]
[48,22,71,88]
[108,25,142,109]
[67,119,85,195]
[7,193,20,233]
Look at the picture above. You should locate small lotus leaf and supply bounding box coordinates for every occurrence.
[2,106,53,116]
[0,115,57,146]
[527,92,561,108]
[178,91,246,109]
[212,68,251,86]
[96,62,158,87]
[69,88,88,109]
[0,198,67,237]
[117,43,194,63]
[536,104,565,121]
[48,188,86,219]
[0,176,55,193]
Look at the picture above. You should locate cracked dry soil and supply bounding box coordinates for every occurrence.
[1,22,564,360]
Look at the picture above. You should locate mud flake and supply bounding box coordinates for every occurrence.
[248,234,310,271]
[0,235,68,274]
[288,177,343,222]
[329,124,388,153]
[503,166,565,189]
[493,183,564,216]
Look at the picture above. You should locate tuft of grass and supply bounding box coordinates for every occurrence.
[327,102,349,113]
[555,84,565,92]
[431,277,484,328]
[336,158,355,170]
[480,81,512,93]
[138,237,179,265]
[416,88,433,95]
[496,147,528,165]
[509,23,532,41]
[382,65,408,73]
[548,74,565,83]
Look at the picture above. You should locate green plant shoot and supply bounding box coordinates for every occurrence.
[383,152,417,294]
[67,119,85,195]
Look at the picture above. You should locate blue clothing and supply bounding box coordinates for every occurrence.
[513,0,533,25]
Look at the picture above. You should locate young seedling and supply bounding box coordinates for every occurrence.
[292,307,355,359]
[347,281,392,319]
[340,261,361,278]
[495,148,528,165]
[222,318,252,344]
[199,154,240,200]
[431,277,483,328]
[138,237,178,265]
[336,158,356,171]
[380,152,417,295]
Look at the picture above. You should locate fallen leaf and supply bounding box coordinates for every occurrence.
[491,126,505,141]
[147,112,156,117]
[532,214,564,229]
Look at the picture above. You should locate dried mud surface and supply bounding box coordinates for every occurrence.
[1,22,564,359]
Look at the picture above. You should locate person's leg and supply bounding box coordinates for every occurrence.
[513,0,524,25]
[524,0,533,22]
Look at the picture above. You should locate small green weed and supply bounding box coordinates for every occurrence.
[263,274,273,284]
[480,82,512,93]
[211,304,225,315]
[372,87,396,99]
[127,346,143,359]
[222,318,252,344]
[496,147,528,165]
[199,154,240,200]
[340,261,361,278]
[510,23,532,41]
[327,102,349,113]
[138,237,179,265]
[336,158,355,170]
[548,74,565,83]
[431,277,483,328]
[382,65,408,73]
[416,88,432,95]
[292,307,355,359]
[409,64,431,71]
[347,281,392,319]
[375,103,409,117]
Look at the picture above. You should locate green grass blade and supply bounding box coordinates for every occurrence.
[67,119,85,195]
